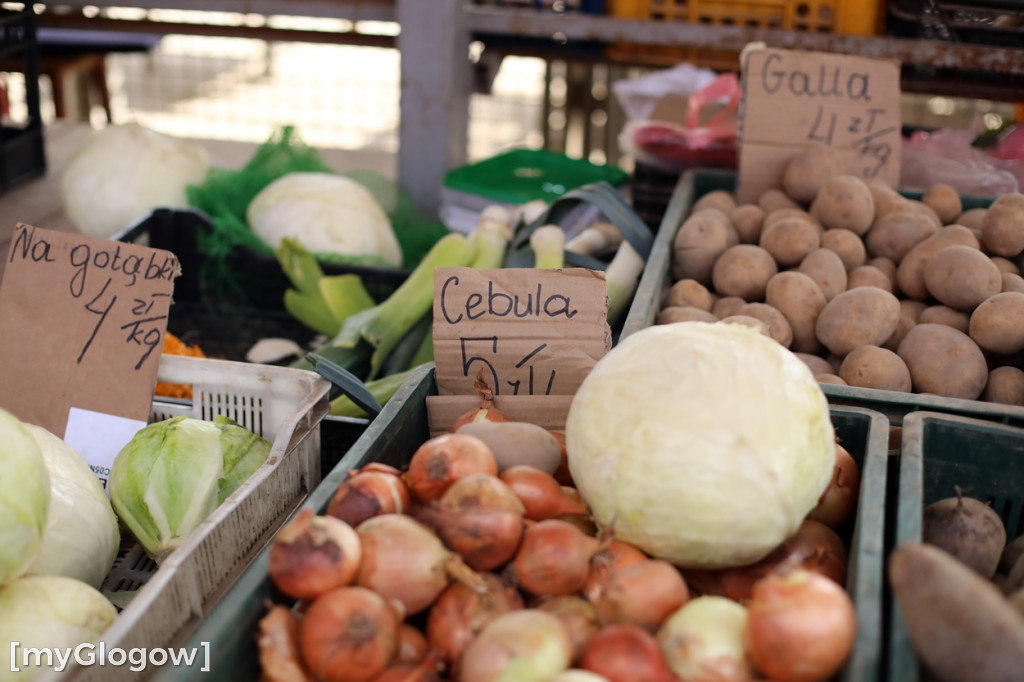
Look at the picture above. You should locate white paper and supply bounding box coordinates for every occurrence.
[64,407,146,494]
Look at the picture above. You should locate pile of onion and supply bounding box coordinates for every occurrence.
[256,402,861,682]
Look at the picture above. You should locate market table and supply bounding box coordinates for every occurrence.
[0,120,397,280]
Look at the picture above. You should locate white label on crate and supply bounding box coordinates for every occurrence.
[64,407,146,494]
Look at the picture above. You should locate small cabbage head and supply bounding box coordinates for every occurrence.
[109,415,272,562]
[23,424,120,590]
[247,171,403,266]
[0,409,49,587]
[565,322,836,570]
[0,575,117,681]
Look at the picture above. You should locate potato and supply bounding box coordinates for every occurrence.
[922,183,964,225]
[984,366,1024,406]
[864,211,938,263]
[759,217,821,267]
[765,271,827,354]
[873,193,917,220]
[712,295,746,319]
[957,207,988,231]
[763,207,822,233]
[900,298,928,323]
[1001,535,1024,576]
[888,543,1024,682]
[1003,273,1024,294]
[815,373,848,385]
[919,305,970,334]
[735,302,793,347]
[867,257,897,284]
[729,204,766,244]
[991,256,1021,276]
[664,279,715,311]
[883,299,927,352]
[815,287,901,356]
[672,210,739,285]
[896,225,980,300]
[847,265,893,293]
[820,229,867,271]
[718,314,770,336]
[711,244,778,301]
[839,345,912,392]
[757,188,801,214]
[799,247,848,300]
[912,199,943,229]
[969,292,1024,355]
[782,146,847,204]
[795,352,834,376]
[923,245,1002,311]
[456,421,562,474]
[980,192,1024,257]
[923,493,1006,578]
[656,306,719,325]
[809,174,875,235]
[897,324,989,400]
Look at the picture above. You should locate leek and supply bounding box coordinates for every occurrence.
[605,240,645,326]
[277,238,375,336]
[329,368,419,418]
[469,205,514,269]
[566,221,623,256]
[530,225,566,269]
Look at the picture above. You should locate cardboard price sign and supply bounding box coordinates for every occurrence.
[0,224,179,443]
[736,47,902,204]
[428,267,611,432]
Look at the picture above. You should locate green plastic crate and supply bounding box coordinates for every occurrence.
[149,363,889,682]
[889,411,1024,682]
[619,168,1024,428]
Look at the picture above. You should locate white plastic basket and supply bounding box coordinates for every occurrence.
[37,355,330,682]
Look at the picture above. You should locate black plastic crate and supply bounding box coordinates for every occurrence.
[887,0,1024,47]
[0,8,45,192]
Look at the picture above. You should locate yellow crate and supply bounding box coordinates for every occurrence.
[606,0,880,69]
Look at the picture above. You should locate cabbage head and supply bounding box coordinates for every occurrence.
[23,424,120,590]
[108,415,272,562]
[0,409,49,587]
[0,575,117,681]
[565,322,836,570]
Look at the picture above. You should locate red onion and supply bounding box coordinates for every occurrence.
[268,508,362,601]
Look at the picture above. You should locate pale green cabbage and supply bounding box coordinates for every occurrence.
[247,171,403,266]
[0,575,117,681]
[0,409,49,587]
[108,415,272,562]
[22,424,120,590]
[565,322,835,570]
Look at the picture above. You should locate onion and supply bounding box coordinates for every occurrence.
[451,367,513,431]
[549,430,574,487]
[511,519,600,597]
[534,595,601,661]
[268,508,362,601]
[369,653,444,682]
[745,568,857,682]
[402,433,497,504]
[257,605,313,682]
[459,609,573,682]
[299,586,401,682]
[356,514,486,616]
[584,540,648,604]
[806,443,861,529]
[657,595,754,682]
[578,624,677,682]
[500,466,590,521]
[395,624,429,665]
[552,672,611,682]
[327,469,411,528]
[416,473,525,571]
[559,514,599,538]
[426,572,524,665]
[594,559,689,631]
[682,519,848,603]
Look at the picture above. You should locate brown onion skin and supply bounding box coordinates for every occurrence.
[450,367,512,432]
[594,559,690,631]
[807,443,861,529]
[683,519,848,603]
[511,519,600,597]
[402,433,498,504]
[548,431,574,487]
[257,605,313,682]
[533,595,601,662]
[584,540,648,604]
[426,572,524,666]
[268,508,361,601]
[327,470,411,528]
[298,586,401,682]
[499,466,589,521]
[394,624,429,665]
[417,473,526,572]
[368,653,444,682]
[579,623,678,682]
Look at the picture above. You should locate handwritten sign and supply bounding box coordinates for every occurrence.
[0,224,179,439]
[431,267,611,399]
[736,47,902,204]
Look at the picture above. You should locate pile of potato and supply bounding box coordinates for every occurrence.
[659,146,1024,405]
